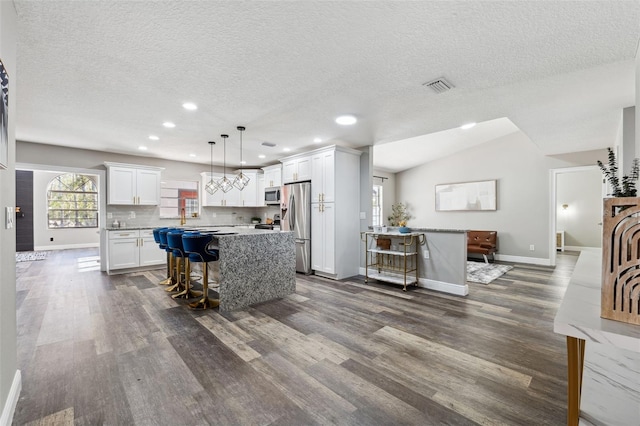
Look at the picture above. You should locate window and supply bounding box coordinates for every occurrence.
[372,184,383,226]
[160,180,200,218]
[47,173,98,228]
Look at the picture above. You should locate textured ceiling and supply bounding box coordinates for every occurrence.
[13,1,640,171]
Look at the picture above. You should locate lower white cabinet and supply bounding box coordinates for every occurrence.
[311,202,336,275]
[108,229,164,273]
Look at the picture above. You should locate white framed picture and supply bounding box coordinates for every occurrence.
[0,58,8,170]
[435,179,497,211]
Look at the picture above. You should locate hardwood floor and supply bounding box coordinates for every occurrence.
[13,249,577,425]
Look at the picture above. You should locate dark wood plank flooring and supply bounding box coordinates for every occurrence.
[13,249,576,425]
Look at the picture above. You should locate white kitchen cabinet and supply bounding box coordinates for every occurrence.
[105,162,163,205]
[200,172,240,207]
[311,202,335,274]
[311,149,335,203]
[307,145,361,280]
[107,229,164,273]
[282,155,311,183]
[262,164,282,188]
[257,175,266,207]
[235,169,263,207]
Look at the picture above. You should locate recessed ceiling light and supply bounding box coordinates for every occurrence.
[283,148,291,152]
[189,153,196,157]
[258,154,266,159]
[460,122,476,130]
[335,115,357,125]
[148,135,159,141]
[182,102,198,111]
[314,138,322,143]
[240,160,247,165]
[163,121,176,128]
[138,146,148,151]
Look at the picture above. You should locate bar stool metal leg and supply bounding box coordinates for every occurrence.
[172,257,203,299]
[165,256,186,293]
[189,260,219,309]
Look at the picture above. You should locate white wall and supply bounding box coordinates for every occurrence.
[0,1,18,423]
[556,168,603,248]
[395,131,606,261]
[32,170,101,250]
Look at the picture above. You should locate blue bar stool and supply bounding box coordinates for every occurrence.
[153,227,173,285]
[165,230,189,295]
[158,227,179,286]
[183,233,220,309]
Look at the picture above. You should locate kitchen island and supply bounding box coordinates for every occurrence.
[104,226,295,311]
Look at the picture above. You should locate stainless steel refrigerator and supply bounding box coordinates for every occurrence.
[281,181,312,274]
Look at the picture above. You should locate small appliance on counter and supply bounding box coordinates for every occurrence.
[255,213,282,230]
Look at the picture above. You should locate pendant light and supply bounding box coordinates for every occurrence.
[218,134,233,193]
[204,141,220,195]
[233,125,250,190]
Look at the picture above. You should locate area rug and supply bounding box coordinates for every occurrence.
[467,261,513,284]
[16,251,48,262]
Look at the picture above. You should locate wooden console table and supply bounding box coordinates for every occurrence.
[553,248,640,426]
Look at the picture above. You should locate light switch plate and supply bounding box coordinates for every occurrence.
[6,206,14,229]
[360,212,366,219]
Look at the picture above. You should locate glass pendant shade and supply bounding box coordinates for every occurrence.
[234,126,250,191]
[217,134,233,193]
[205,141,219,195]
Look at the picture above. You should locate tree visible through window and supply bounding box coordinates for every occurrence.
[47,173,98,228]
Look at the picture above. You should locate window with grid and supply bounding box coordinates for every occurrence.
[47,173,98,228]
[372,184,383,226]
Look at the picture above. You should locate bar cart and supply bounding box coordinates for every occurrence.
[361,231,426,291]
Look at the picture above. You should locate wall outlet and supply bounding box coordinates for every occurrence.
[360,211,366,220]
[107,212,113,219]
[129,211,136,219]
[423,250,430,259]
[50,237,54,242]
[5,207,13,229]
[211,213,216,218]
[529,244,535,251]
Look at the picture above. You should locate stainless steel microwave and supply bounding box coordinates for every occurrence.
[265,187,281,205]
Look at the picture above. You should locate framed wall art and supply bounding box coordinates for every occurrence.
[0,58,8,169]
[435,179,497,211]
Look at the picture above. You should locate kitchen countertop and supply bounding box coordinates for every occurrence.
[105,224,278,231]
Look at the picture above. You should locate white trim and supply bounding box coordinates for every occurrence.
[358,267,468,296]
[495,253,552,266]
[564,245,600,252]
[0,370,21,426]
[34,242,100,251]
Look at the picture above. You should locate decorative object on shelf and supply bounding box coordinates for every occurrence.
[233,126,250,190]
[601,197,640,325]
[398,220,410,233]
[387,202,411,226]
[217,134,233,193]
[204,141,220,195]
[251,217,261,224]
[376,238,391,250]
[597,147,640,197]
[597,148,640,325]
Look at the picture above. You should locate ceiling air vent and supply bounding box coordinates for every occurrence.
[423,77,454,94]
[261,142,276,147]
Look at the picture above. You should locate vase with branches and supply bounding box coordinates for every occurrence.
[387,202,411,226]
[597,147,640,197]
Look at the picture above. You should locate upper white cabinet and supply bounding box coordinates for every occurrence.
[311,149,336,204]
[200,172,240,207]
[235,169,263,207]
[262,164,282,188]
[282,155,311,183]
[105,162,163,205]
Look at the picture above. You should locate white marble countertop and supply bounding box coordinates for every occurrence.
[553,248,640,353]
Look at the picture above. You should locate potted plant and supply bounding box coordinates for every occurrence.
[597,147,640,325]
[388,202,411,233]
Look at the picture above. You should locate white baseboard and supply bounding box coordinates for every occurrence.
[34,242,100,251]
[0,370,21,426]
[564,245,600,252]
[494,254,551,266]
[358,267,468,296]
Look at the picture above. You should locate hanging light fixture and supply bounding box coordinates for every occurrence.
[217,134,234,193]
[233,125,250,190]
[204,141,220,195]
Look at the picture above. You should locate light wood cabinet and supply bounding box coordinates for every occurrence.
[105,162,163,205]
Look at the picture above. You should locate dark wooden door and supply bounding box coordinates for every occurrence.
[16,170,34,252]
